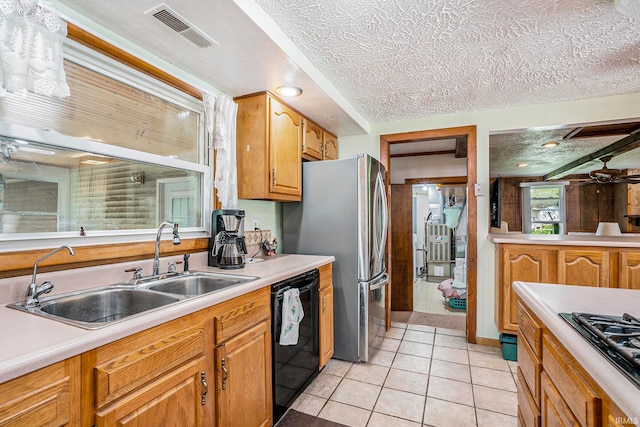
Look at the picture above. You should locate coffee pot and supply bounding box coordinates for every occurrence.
[208,209,247,269]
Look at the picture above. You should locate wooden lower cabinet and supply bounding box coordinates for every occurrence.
[319,285,335,369]
[496,243,640,333]
[318,263,334,369]
[1,266,336,427]
[517,302,636,427]
[0,357,80,426]
[95,357,209,426]
[540,372,580,427]
[215,321,272,427]
[557,249,609,288]
[499,246,550,333]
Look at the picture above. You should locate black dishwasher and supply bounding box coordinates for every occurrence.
[271,269,320,422]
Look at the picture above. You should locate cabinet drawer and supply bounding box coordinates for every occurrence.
[518,332,541,405]
[517,368,540,427]
[540,372,580,427]
[518,301,542,357]
[542,335,601,426]
[94,325,206,408]
[0,357,80,427]
[214,288,270,343]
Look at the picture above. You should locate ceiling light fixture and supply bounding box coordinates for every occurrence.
[615,0,640,20]
[18,146,55,155]
[542,141,559,148]
[275,85,303,97]
[517,163,529,167]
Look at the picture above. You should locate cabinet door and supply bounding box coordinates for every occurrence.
[215,320,272,427]
[557,249,609,287]
[269,96,302,197]
[619,252,640,289]
[95,357,210,427]
[500,247,549,332]
[319,285,335,369]
[323,132,338,160]
[540,372,580,427]
[0,357,80,427]
[302,118,323,160]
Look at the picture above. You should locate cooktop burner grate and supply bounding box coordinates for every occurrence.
[560,312,640,390]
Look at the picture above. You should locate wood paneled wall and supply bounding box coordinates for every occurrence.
[495,177,615,233]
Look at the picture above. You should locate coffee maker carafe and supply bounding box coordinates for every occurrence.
[208,209,247,269]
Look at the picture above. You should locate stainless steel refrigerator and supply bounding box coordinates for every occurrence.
[283,154,389,362]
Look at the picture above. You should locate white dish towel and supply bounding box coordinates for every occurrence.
[279,288,304,346]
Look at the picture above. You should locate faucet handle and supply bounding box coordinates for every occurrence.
[125,266,143,280]
[167,261,182,274]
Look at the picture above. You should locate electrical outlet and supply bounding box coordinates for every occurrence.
[251,219,259,229]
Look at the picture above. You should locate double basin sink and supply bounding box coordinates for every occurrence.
[8,271,258,329]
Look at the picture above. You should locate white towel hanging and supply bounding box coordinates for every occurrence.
[279,288,304,346]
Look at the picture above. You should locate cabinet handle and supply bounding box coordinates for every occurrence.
[322,296,326,314]
[221,358,228,390]
[272,168,276,186]
[200,371,208,405]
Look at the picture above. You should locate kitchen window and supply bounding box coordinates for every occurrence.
[521,183,567,234]
[0,40,210,247]
[520,182,566,234]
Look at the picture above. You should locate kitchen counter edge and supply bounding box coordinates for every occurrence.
[488,232,640,247]
[513,281,640,418]
[0,254,334,384]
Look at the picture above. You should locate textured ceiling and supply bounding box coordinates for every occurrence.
[51,0,640,175]
[254,0,640,122]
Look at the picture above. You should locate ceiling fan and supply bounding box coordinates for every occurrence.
[580,156,640,184]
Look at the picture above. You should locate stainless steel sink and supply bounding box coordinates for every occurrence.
[7,271,259,329]
[8,286,182,329]
[142,272,258,297]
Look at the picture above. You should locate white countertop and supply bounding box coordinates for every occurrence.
[0,253,334,384]
[513,281,640,419]
[489,233,640,248]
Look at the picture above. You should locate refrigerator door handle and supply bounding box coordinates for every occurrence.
[373,171,388,265]
[363,272,389,291]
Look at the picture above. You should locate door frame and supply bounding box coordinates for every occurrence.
[380,125,478,343]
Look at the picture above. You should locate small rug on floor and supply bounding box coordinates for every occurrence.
[276,409,347,427]
[392,310,466,331]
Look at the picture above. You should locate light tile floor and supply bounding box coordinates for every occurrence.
[290,322,519,427]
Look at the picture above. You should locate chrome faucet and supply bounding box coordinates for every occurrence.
[153,222,181,276]
[26,245,75,307]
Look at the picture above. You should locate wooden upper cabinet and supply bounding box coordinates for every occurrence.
[619,251,640,289]
[236,92,302,201]
[557,249,609,288]
[302,118,338,162]
[323,132,338,160]
[302,118,324,161]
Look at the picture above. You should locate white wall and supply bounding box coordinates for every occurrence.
[344,92,640,340]
[390,155,467,184]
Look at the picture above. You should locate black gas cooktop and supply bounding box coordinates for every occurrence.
[559,312,640,390]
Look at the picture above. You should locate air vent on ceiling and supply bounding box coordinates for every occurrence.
[145,3,217,49]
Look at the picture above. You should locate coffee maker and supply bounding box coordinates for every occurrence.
[208,209,247,269]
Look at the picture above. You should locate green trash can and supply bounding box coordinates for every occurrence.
[499,333,518,362]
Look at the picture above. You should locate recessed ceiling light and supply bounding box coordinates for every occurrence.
[19,146,55,155]
[275,85,303,97]
[81,159,109,165]
[542,141,559,148]
[517,163,529,167]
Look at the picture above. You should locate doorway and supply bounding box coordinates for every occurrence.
[411,182,467,323]
[380,126,478,343]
